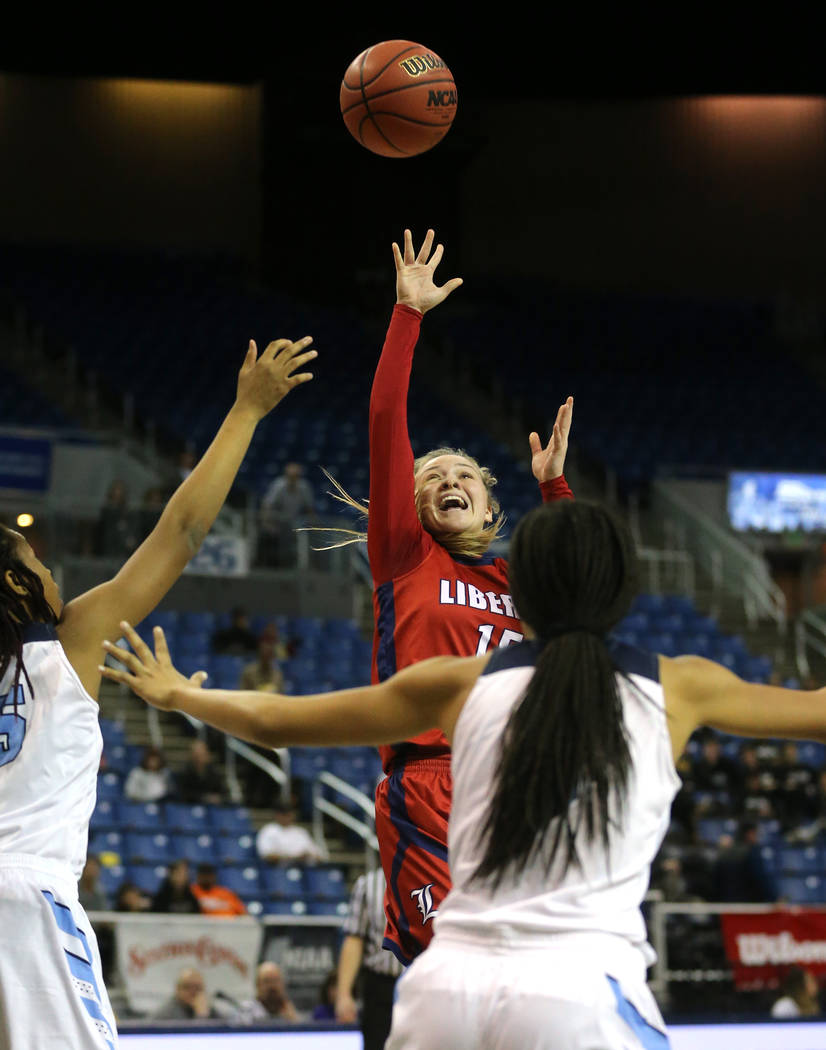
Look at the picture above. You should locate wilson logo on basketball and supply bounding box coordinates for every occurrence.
[427,90,457,108]
[398,53,446,77]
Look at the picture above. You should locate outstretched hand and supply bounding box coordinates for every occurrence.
[393,229,463,315]
[100,623,205,711]
[530,396,574,482]
[235,337,317,422]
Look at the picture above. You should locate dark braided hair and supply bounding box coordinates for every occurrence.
[473,499,638,888]
[0,525,57,710]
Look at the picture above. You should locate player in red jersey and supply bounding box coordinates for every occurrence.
[367,229,574,964]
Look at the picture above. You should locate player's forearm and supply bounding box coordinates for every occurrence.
[336,936,364,998]
[169,684,284,747]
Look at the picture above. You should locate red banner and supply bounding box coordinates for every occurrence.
[720,910,826,989]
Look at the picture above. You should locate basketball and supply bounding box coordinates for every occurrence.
[339,40,458,158]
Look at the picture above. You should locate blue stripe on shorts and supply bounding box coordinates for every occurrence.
[607,976,670,1049]
[42,891,116,1050]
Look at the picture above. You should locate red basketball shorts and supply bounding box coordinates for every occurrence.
[375,758,452,966]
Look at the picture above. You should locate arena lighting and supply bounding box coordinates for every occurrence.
[687,96,825,137]
[16,513,34,528]
[101,78,255,125]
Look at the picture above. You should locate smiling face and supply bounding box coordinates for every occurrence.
[414,454,494,538]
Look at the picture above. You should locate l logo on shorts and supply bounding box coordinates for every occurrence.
[410,883,438,924]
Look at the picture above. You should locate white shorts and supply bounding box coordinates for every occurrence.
[386,930,670,1050]
[0,856,118,1050]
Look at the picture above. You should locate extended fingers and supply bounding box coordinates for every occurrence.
[101,640,142,673]
[403,228,415,264]
[416,229,435,264]
[99,664,136,686]
[118,621,154,664]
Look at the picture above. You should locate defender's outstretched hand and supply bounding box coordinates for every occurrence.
[530,396,574,482]
[393,228,463,315]
[100,623,203,711]
[235,337,317,422]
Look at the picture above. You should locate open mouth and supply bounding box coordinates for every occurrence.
[439,494,468,511]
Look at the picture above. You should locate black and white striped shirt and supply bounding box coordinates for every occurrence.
[342,867,404,977]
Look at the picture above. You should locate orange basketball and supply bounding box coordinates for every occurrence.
[339,40,458,158]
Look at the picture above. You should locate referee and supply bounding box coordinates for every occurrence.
[335,865,404,1050]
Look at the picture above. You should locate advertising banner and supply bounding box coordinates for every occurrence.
[720,910,826,988]
[115,915,263,1015]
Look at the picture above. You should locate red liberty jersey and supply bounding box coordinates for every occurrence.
[368,304,573,773]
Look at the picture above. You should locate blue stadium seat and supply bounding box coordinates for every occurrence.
[306,899,349,917]
[797,742,826,768]
[118,801,166,830]
[124,832,174,865]
[261,865,306,900]
[90,799,122,833]
[97,772,124,801]
[97,864,126,898]
[174,833,219,865]
[164,803,211,832]
[209,806,254,836]
[779,846,824,874]
[178,612,217,634]
[697,818,738,845]
[778,875,825,905]
[262,899,309,917]
[216,865,261,898]
[215,833,258,866]
[89,830,125,860]
[303,866,347,902]
[127,864,167,896]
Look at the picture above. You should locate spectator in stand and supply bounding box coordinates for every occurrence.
[257,461,317,567]
[776,741,820,828]
[709,821,778,903]
[240,628,286,693]
[96,479,138,558]
[78,853,110,912]
[124,745,175,802]
[692,732,743,797]
[311,969,338,1021]
[190,862,247,917]
[740,770,777,822]
[176,739,226,806]
[151,859,201,914]
[152,967,221,1020]
[115,881,151,913]
[232,961,301,1024]
[771,966,821,1018]
[256,801,328,865]
[210,606,259,658]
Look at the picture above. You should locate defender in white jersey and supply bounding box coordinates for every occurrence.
[103,499,826,1049]
[0,335,317,1050]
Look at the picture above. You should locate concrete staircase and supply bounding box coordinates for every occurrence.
[97,681,370,877]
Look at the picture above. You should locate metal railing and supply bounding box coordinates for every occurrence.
[178,710,291,806]
[795,607,826,681]
[651,481,787,631]
[312,772,378,871]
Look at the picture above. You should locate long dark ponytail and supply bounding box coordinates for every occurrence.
[0,525,57,707]
[473,500,638,887]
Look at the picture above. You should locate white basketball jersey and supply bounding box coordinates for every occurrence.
[0,624,102,880]
[437,639,680,958]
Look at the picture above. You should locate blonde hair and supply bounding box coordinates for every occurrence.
[301,448,506,560]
